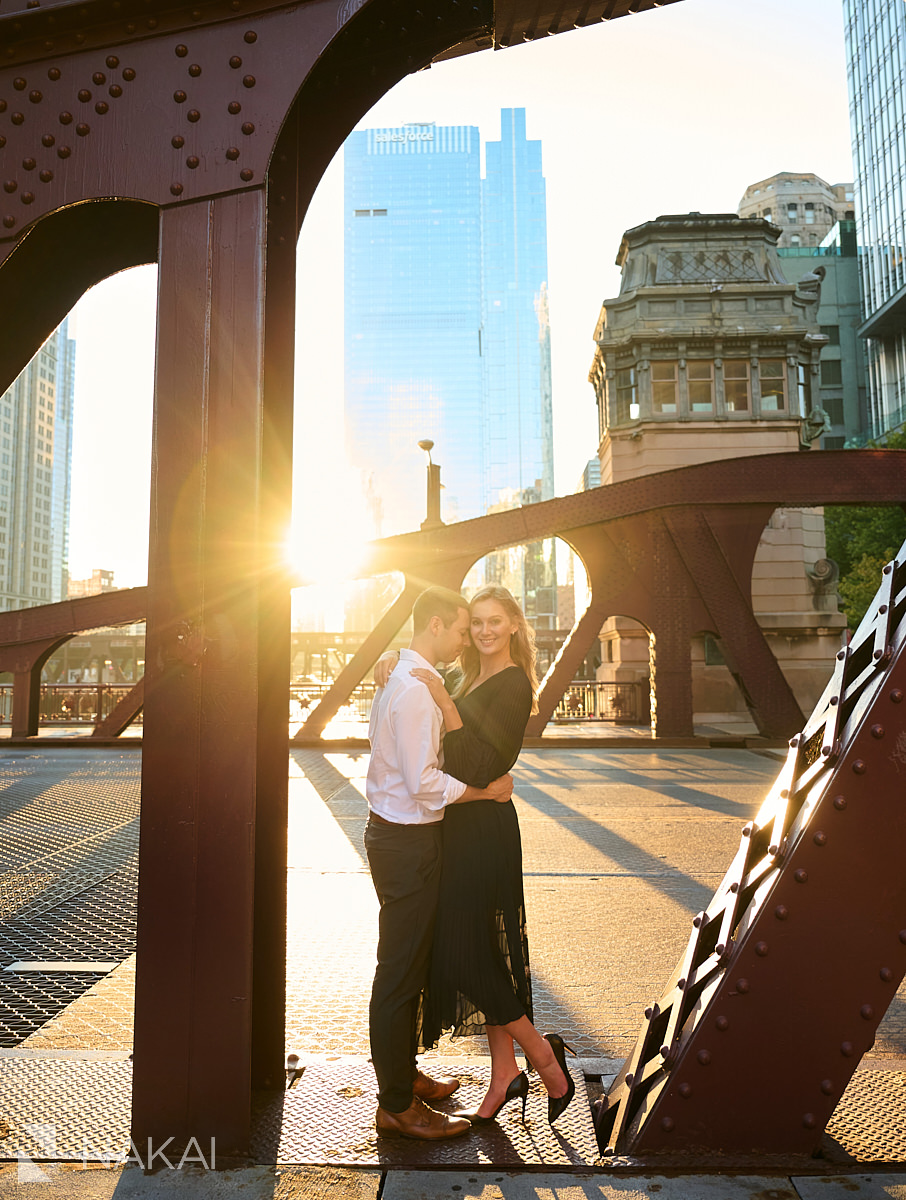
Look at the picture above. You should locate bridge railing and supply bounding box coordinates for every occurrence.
[552,680,649,724]
[0,684,143,726]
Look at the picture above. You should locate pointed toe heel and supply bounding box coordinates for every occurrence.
[454,1071,529,1124]
[545,1033,577,1126]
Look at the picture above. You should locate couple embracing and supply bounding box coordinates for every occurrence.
[364,584,576,1141]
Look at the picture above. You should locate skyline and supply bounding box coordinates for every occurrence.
[65,0,854,588]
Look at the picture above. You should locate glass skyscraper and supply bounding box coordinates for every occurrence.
[844,0,906,437]
[343,109,553,537]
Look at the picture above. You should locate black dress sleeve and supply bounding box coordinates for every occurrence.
[442,668,532,789]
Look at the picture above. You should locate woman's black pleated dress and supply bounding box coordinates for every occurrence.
[418,665,534,1049]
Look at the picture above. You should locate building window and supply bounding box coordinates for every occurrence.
[787,204,798,222]
[651,361,678,413]
[821,360,843,386]
[824,396,844,424]
[724,360,750,411]
[687,360,714,412]
[759,359,786,410]
[805,203,816,224]
[820,325,840,345]
[762,209,772,220]
[615,367,638,424]
[823,435,845,449]
[790,234,801,246]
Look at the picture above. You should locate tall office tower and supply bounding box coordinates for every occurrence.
[482,108,554,507]
[344,122,484,534]
[844,0,906,438]
[0,319,76,610]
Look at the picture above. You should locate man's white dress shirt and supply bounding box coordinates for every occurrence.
[366,648,466,824]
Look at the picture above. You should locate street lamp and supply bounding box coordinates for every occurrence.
[418,439,443,531]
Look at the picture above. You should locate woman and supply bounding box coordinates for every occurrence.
[379,585,575,1126]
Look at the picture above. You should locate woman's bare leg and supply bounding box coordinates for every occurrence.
[501,1015,568,1097]
[471,1025,521,1118]
[472,1016,568,1116]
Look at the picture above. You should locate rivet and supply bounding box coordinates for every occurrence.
[241,122,255,135]
[891,689,904,704]
[755,941,769,956]
[625,1072,634,1085]
[76,123,89,136]
[21,192,34,204]
[106,55,119,68]
[29,90,43,104]
[881,967,893,982]
[660,1045,670,1058]
[38,170,52,182]
[186,155,199,169]
[729,881,739,893]
[874,649,884,660]
[48,67,61,81]
[0,137,5,148]
[0,101,5,113]
[871,724,885,739]
[678,1082,693,1098]
[833,796,847,811]
[803,1113,817,1129]
[189,64,202,77]
[147,18,158,28]
[860,1004,874,1020]
[789,736,799,747]
[229,55,242,68]
[109,85,122,98]
[78,89,91,102]
[736,978,750,993]
[95,101,108,115]
[244,29,257,41]
[677,978,686,991]
[853,760,866,774]
[814,831,827,846]
[228,101,241,114]
[880,603,889,614]
[174,90,187,103]
[883,564,893,574]
[18,158,33,171]
[192,7,202,16]
[75,32,86,42]
[175,43,188,56]
[780,788,789,799]
[837,650,846,660]
[171,135,185,148]
[715,1016,729,1032]
[226,146,240,160]
[242,75,256,88]
[92,72,105,85]
[3,181,17,194]
[13,78,27,91]
[11,113,24,126]
[769,843,779,855]
[2,216,15,228]
[661,1117,675,1132]
[830,695,839,705]
[239,168,254,181]
[126,22,137,32]
[644,1007,653,1019]
[841,1041,854,1057]
[794,869,808,883]
[775,905,789,921]
[899,931,906,945]
[170,182,183,195]
[187,109,201,122]
[41,133,55,146]
[59,111,72,124]
[56,146,70,158]
[821,746,831,756]
[820,1079,834,1095]
[696,1050,711,1066]
[715,943,725,955]
[122,68,136,82]
[742,824,752,839]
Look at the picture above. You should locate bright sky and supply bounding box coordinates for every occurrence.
[66,0,853,588]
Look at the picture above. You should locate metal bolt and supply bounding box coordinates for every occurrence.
[76,123,89,136]
[21,192,34,204]
[769,843,779,855]
[860,1004,874,1020]
[170,182,183,195]
[715,1016,729,1032]
[794,869,808,884]
[802,1113,817,1129]
[11,114,24,125]
[755,942,769,956]
[814,831,827,846]
[884,687,901,703]
[59,111,72,124]
[736,978,750,993]
[172,135,185,148]
[742,825,753,838]
[660,1045,670,1058]
[715,944,725,955]
[677,978,686,991]
[29,90,42,104]
[880,604,889,614]
[820,1080,834,1095]
[13,77,26,91]
[57,146,70,158]
[186,156,199,169]
[880,967,893,982]
[228,101,241,114]
[696,1050,711,1066]
[661,1117,675,1132]
[92,71,105,85]
[830,696,839,706]
[3,181,17,193]
[95,101,108,115]
[187,110,201,122]
[106,55,119,68]
[174,91,187,103]
[226,147,240,160]
[175,44,188,56]
[110,85,122,98]
[78,89,91,102]
[852,760,866,775]
[775,905,789,921]
[833,796,847,811]
[244,29,258,42]
[123,69,136,82]
[243,75,256,88]
[871,725,885,739]
[678,1082,693,1098]
[729,882,739,893]
[644,1007,653,1019]
[241,122,255,135]
[230,56,242,68]
[789,736,800,747]
[48,67,61,80]
[42,133,54,146]
[239,168,254,181]
[21,157,35,170]
[883,564,892,574]
[899,931,906,945]
[189,64,202,77]
[39,170,52,182]
[874,649,884,660]
[2,216,15,228]
[781,788,790,799]
[841,1041,854,1056]
[837,650,846,660]
[625,1073,634,1085]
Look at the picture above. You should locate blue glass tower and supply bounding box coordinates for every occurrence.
[344,123,484,533]
[482,108,553,506]
[844,0,906,437]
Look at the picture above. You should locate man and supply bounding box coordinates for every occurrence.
[365,585,514,1141]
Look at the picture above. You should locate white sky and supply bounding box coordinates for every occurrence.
[66,0,854,587]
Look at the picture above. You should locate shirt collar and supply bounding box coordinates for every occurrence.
[400,647,442,677]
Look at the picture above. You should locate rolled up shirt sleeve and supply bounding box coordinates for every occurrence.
[393,685,467,811]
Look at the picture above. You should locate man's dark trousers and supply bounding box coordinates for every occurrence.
[365,816,443,1113]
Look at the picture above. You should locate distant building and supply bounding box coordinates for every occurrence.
[0,320,76,610]
[68,567,116,599]
[737,172,854,250]
[844,0,906,438]
[588,212,846,721]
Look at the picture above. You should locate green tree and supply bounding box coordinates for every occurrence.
[823,432,906,629]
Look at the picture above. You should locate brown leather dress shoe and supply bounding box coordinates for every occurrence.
[375,1097,471,1140]
[412,1068,461,1102]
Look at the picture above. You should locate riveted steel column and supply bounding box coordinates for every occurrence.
[133,189,266,1152]
[649,516,694,739]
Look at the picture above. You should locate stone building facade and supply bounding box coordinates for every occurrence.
[588,213,847,724]
[737,172,854,250]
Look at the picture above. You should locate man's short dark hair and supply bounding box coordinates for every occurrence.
[412,586,469,634]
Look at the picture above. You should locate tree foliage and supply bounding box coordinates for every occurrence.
[823,432,906,629]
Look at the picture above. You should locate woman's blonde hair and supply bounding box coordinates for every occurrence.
[451,585,539,714]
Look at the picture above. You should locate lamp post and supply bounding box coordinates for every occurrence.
[418,439,443,531]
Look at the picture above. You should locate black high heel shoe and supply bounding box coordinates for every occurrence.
[453,1071,529,1124]
[544,1033,577,1125]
